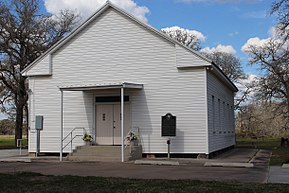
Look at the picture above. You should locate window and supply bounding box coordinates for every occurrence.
[218,99,221,133]
[212,96,215,133]
[231,106,234,132]
[227,104,230,133]
[95,96,129,103]
[223,101,225,133]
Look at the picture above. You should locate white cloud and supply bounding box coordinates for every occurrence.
[235,74,257,88]
[44,0,150,23]
[242,25,289,53]
[161,26,206,42]
[201,44,236,54]
[241,37,271,52]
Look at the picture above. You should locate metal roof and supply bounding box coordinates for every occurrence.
[58,82,143,91]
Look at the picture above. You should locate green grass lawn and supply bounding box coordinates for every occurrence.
[236,137,289,165]
[0,172,288,193]
[0,135,27,149]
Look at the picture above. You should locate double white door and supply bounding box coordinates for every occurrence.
[96,104,130,145]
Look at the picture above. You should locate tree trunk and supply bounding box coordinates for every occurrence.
[14,85,26,146]
[287,100,289,129]
[25,104,29,141]
[286,89,289,129]
[15,102,24,146]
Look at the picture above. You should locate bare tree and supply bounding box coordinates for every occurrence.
[202,52,246,82]
[0,0,79,144]
[161,26,204,51]
[271,0,289,41]
[0,119,15,135]
[236,101,288,138]
[244,38,289,123]
[234,86,252,110]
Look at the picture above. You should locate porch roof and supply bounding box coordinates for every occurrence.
[58,82,143,91]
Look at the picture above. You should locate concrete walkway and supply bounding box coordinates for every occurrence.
[0,161,269,183]
[0,149,28,159]
[0,149,29,162]
[268,166,289,184]
[137,148,267,168]
[0,148,287,184]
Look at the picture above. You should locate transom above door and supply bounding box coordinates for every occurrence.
[95,103,130,145]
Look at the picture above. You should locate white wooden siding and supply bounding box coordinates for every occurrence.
[207,71,235,153]
[176,45,211,68]
[24,55,51,76]
[28,7,209,154]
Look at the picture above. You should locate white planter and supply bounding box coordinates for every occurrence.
[130,140,138,146]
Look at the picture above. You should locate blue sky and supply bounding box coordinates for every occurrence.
[42,0,277,75]
[136,0,276,74]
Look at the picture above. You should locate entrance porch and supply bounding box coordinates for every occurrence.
[59,82,143,162]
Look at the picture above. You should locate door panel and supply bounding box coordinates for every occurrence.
[96,104,113,145]
[96,103,130,145]
[113,104,131,145]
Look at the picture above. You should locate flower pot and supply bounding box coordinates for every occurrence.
[85,141,91,146]
[130,140,138,146]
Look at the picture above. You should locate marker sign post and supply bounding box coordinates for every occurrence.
[35,115,44,157]
[161,113,176,159]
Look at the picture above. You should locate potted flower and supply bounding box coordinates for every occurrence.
[129,131,139,146]
[82,132,93,146]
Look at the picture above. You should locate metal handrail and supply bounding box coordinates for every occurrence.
[62,127,87,153]
[124,130,132,147]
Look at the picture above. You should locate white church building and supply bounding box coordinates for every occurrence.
[22,1,238,161]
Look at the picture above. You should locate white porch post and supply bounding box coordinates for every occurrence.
[121,87,124,162]
[60,90,63,161]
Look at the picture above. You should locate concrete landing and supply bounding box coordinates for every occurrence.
[135,160,180,166]
[135,149,271,168]
[0,157,31,163]
[268,166,289,184]
[204,162,253,168]
[203,149,271,168]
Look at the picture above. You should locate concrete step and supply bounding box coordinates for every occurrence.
[71,146,128,154]
[67,145,132,162]
[71,151,130,157]
[67,155,128,162]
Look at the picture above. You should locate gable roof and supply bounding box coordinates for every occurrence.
[22,1,238,92]
[22,1,210,73]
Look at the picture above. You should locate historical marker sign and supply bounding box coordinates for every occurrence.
[161,113,176,137]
